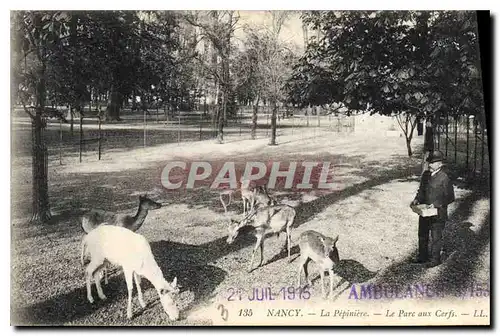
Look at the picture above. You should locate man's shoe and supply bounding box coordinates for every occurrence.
[425,260,441,268]
[410,258,428,264]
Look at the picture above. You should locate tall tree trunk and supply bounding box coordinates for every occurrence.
[105,84,121,121]
[406,138,413,157]
[269,99,278,145]
[217,88,224,143]
[30,71,51,224]
[251,97,259,140]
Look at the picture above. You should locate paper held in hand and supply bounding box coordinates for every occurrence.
[411,204,438,217]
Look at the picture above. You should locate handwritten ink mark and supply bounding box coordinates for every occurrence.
[217,304,229,321]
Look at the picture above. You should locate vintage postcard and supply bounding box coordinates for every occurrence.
[10,10,490,326]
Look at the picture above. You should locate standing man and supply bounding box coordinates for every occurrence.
[411,150,455,267]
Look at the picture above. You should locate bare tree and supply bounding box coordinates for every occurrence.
[185,11,240,143]
[395,112,418,157]
[251,11,292,145]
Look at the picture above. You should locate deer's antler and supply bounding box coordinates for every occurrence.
[219,191,233,215]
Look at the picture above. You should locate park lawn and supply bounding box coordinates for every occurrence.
[10,126,490,326]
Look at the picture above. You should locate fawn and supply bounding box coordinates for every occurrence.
[297,230,340,298]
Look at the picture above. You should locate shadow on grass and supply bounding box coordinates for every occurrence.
[370,187,490,298]
[11,273,125,326]
[11,239,229,325]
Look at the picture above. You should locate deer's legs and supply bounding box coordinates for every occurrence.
[328,269,334,298]
[286,225,292,261]
[248,235,264,272]
[298,257,312,288]
[124,268,134,319]
[258,236,265,266]
[95,268,107,301]
[297,255,306,287]
[104,265,108,285]
[85,261,102,304]
[134,272,146,308]
[319,269,326,298]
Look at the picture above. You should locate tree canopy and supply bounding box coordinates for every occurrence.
[287,11,483,120]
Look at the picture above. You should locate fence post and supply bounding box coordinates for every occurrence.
[98,116,102,160]
[143,108,147,148]
[277,109,280,137]
[474,119,477,174]
[466,116,470,171]
[445,114,449,157]
[199,112,203,141]
[59,118,62,165]
[481,123,485,173]
[454,116,458,163]
[436,120,440,150]
[79,116,83,163]
[178,112,181,145]
[239,107,242,137]
[266,112,269,136]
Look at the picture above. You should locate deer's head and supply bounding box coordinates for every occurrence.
[158,277,180,321]
[318,235,340,269]
[139,195,162,210]
[256,185,276,206]
[226,218,242,244]
[226,210,256,244]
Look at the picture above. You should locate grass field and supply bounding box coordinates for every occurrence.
[10,120,490,326]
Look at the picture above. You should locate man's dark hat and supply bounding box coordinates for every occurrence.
[426,150,445,163]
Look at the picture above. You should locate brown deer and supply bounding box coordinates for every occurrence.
[296,230,340,298]
[222,195,296,272]
[240,178,276,215]
[80,195,162,233]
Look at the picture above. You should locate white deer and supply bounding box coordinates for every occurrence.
[81,225,180,320]
[80,195,162,284]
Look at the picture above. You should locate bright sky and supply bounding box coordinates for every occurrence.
[235,11,305,51]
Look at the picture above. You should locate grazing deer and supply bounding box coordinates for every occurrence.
[297,230,340,298]
[222,195,296,272]
[80,195,162,284]
[81,225,180,320]
[81,195,162,233]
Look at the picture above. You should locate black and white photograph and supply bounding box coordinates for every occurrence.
[9,8,491,326]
